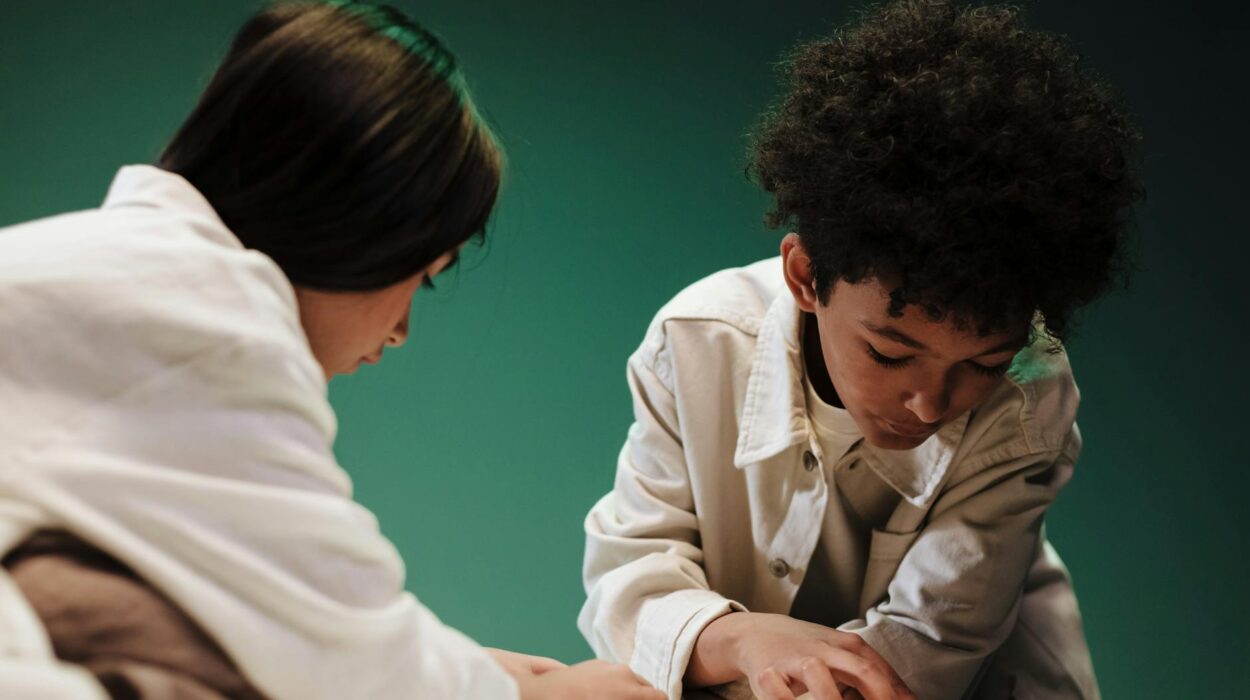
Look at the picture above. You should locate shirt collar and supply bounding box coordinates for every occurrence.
[101,165,242,250]
[731,290,968,508]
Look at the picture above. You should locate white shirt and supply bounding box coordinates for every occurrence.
[0,166,518,699]
[580,258,1100,700]
[788,370,886,631]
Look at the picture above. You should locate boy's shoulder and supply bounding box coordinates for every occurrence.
[632,257,786,386]
[649,257,785,337]
[957,340,1082,470]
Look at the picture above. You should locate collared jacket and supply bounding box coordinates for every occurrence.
[580,258,1099,700]
[0,166,517,699]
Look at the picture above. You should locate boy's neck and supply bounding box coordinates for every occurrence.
[802,312,846,410]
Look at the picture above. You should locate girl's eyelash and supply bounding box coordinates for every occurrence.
[867,345,910,368]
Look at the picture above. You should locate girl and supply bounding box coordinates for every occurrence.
[0,2,662,699]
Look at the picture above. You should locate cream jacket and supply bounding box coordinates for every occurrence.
[580,259,1099,700]
[0,166,517,699]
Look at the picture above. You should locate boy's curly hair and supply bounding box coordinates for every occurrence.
[748,0,1143,342]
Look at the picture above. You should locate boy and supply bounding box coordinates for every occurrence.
[580,2,1141,698]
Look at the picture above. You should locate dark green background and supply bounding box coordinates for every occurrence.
[3,1,1246,696]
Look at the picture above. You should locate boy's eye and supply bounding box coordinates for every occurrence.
[867,345,911,368]
[968,360,1011,377]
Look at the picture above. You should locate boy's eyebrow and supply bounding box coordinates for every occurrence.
[977,335,1031,356]
[860,320,1029,357]
[861,321,928,350]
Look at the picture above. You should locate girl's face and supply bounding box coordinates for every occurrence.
[294,250,460,380]
[781,235,1029,450]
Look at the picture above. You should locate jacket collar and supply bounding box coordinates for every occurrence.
[102,165,242,250]
[733,291,810,468]
[731,291,968,508]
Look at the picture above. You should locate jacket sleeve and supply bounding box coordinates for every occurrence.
[579,341,746,700]
[12,338,518,700]
[837,429,1081,700]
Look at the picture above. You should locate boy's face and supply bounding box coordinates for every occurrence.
[781,234,1029,450]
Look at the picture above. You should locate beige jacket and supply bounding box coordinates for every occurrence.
[580,258,1099,700]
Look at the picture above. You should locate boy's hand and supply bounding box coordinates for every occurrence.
[686,612,915,700]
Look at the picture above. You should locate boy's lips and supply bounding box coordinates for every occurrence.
[881,417,935,437]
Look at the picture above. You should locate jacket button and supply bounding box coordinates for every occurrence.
[769,558,791,578]
[802,450,819,472]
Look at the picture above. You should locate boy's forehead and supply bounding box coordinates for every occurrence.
[830,277,1029,353]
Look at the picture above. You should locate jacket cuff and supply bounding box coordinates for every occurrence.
[629,589,747,700]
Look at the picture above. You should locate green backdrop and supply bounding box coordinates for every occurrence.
[3,1,1247,697]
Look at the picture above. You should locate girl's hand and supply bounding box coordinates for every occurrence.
[485,647,567,676]
[509,658,666,700]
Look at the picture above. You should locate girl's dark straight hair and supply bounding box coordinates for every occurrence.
[160,1,503,291]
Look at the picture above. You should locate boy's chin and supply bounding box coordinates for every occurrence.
[861,427,931,451]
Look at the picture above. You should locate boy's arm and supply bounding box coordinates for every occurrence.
[836,428,1082,700]
[579,345,746,700]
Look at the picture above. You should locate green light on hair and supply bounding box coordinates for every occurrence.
[324,0,468,100]
[321,0,502,174]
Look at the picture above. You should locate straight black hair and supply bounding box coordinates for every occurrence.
[160,0,503,291]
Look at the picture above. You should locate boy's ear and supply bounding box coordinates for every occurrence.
[780,233,821,313]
